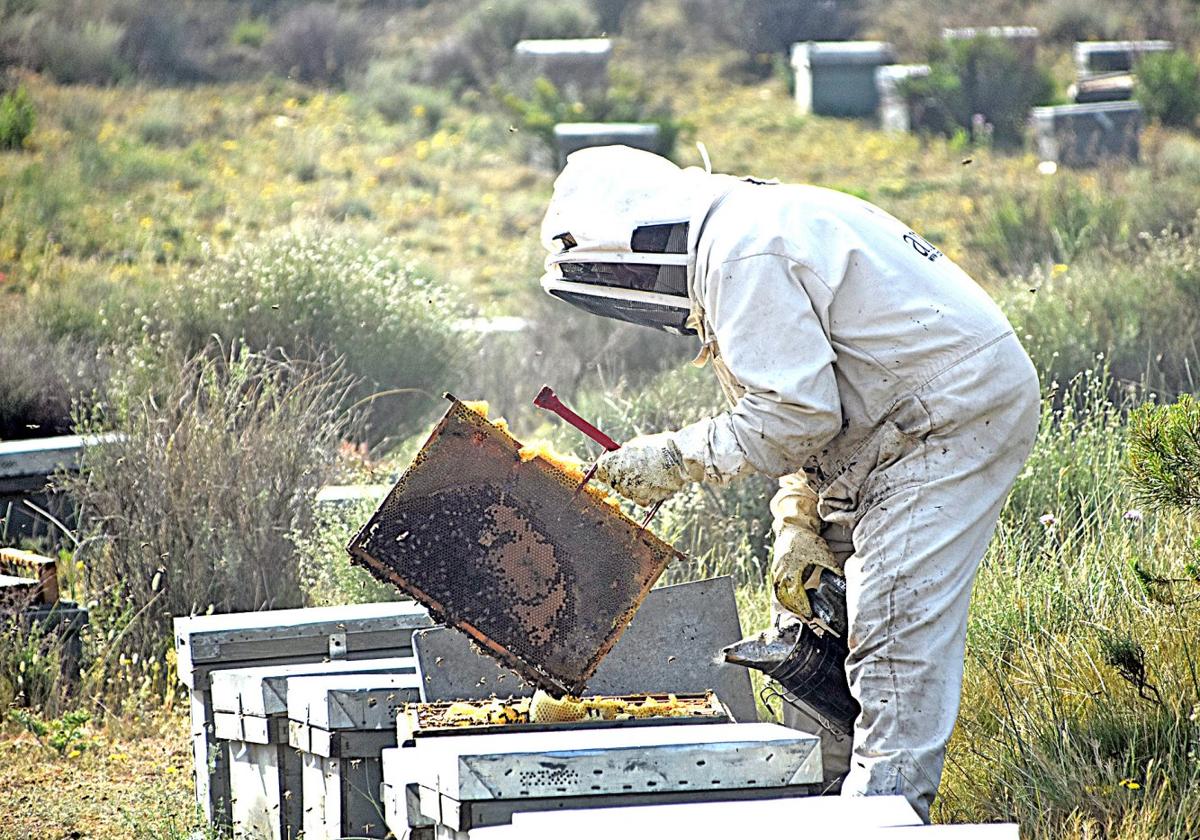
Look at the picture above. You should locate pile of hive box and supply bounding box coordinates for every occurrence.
[506,32,1170,172]
[176,576,1018,839]
[790,31,1169,168]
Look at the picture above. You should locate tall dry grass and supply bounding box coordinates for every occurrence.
[56,344,354,710]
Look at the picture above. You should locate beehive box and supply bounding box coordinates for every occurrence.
[173,601,430,825]
[791,41,896,117]
[1031,101,1142,167]
[388,722,823,835]
[211,657,416,840]
[286,673,422,840]
[875,64,930,133]
[552,122,662,169]
[1074,40,1172,79]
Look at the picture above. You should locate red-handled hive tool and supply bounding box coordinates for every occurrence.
[533,385,664,530]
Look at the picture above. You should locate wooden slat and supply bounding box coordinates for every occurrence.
[0,548,59,605]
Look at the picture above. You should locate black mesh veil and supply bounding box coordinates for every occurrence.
[544,222,693,334]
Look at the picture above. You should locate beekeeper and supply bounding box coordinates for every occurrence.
[537,145,1040,821]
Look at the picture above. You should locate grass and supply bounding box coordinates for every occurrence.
[0,711,200,840]
[1,4,1199,837]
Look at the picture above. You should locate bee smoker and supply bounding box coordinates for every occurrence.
[723,570,860,735]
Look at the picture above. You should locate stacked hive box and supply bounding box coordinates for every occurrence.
[211,657,417,839]
[287,672,423,839]
[552,122,663,168]
[384,722,824,837]
[1031,101,1143,167]
[0,433,117,540]
[173,601,431,827]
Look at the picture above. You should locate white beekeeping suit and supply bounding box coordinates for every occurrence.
[539,146,1040,821]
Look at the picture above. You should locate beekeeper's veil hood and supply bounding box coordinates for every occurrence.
[540,145,735,335]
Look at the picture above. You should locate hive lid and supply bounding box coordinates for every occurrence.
[172,600,430,688]
[347,396,682,696]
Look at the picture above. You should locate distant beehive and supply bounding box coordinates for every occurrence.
[1074,40,1172,80]
[791,41,897,118]
[1031,101,1142,167]
[875,64,930,133]
[553,122,662,169]
[512,38,612,100]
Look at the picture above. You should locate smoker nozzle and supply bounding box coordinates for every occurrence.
[721,624,801,672]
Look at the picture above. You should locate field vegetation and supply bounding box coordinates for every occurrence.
[2,0,1200,837]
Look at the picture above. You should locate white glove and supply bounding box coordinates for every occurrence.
[770,473,841,619]
[594,433,691,507]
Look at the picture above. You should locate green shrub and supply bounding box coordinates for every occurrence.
[1035,0,1126,43]
[2,16,129,85]
[354,60,452,129]
[169,229,469,444]
[590,0,640,33]
[230,17,269,49]
[267,3,371,86]
[60,346,353,700]
[1128,395,1200,513]
[135,98,195,148]
[897,66,967,139]
[901,36,1057,147]
[1137,51,1200,129]
[0,85,35,150]
[502,72,688,158]
[112,1,205,83]
[10,708,91,755]
[294,497,401,606]
[969,177,1129,276]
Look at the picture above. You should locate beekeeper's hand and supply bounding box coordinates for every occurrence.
[770,473,841,619]
[595,433,689,507]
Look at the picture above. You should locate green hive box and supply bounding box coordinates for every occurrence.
[791,41,895,118]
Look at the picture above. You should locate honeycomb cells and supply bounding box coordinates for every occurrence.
[348,398,680,695]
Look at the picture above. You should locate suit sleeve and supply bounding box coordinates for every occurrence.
[673,253,843,482]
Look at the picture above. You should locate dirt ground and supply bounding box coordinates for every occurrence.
[0,711,199,840]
